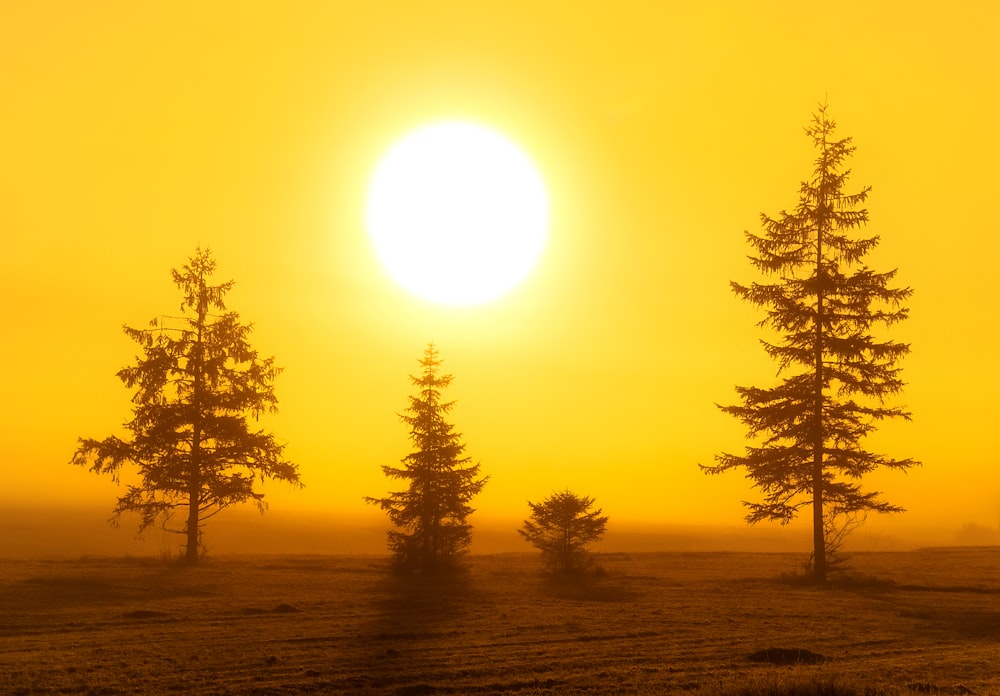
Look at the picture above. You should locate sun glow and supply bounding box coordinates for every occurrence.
[365,121,549,306]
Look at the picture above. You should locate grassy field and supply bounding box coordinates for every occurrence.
[1,548,997,695]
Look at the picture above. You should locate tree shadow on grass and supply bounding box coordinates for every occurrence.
[371,566,475,636]
[777,568,898,593]
[2,557,221,614]
[943,608,1000,639]
[346,566,478,694]
[4,574,125,610]
[541,569,635,603]
[896,600,1000,640]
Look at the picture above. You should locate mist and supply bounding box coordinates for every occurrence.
[3,505,993,560]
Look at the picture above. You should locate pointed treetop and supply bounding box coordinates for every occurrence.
[171,246,234,316]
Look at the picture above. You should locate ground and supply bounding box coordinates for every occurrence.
[1,549,997,694]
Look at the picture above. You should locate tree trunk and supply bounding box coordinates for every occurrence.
[184,423,201,564]
[185,268,207,566]
[184,488,199,564]
[812,272,828,585]
[185,406,203,565]
[811,451,826,583]
[812,162,828,585]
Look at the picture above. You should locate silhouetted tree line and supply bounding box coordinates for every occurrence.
[71,105,914,582]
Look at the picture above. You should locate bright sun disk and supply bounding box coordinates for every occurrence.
[365,121,549,306]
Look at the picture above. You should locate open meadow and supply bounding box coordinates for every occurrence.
[1,548,998,695]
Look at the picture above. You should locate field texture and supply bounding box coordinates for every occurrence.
[1,549,998,695]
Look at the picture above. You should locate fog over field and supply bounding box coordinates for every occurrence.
[4,506,996,560]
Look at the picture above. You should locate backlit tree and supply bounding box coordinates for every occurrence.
[71,248,300,563]
[703,105,918,583]
[365,343,487,573]
[519,490,608,575]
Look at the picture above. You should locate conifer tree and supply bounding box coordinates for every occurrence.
[703,105,918,583]
[365,344,487,573]
[71,248,300,563]
[518,490,608,575]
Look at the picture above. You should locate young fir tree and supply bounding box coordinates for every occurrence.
[365,343,487,573]
[71,248,300,564]
[518,490,608,576]
[703,105,918,583]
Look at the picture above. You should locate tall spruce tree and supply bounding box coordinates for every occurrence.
[71,248,300,563]
[703,105,918,583]
[365,343,487,573]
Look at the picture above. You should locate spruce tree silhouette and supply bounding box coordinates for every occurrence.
[71,248,300,563]
[366,343,487,574]
[519,490,608,576]
[703,105,917,583]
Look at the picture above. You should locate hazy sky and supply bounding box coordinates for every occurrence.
[3,2,998,552]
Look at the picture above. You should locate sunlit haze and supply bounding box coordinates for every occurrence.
[2,2,998,556]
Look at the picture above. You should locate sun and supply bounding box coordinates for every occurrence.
[365,121,549,306]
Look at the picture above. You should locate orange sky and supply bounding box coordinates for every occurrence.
[2,2,998,554]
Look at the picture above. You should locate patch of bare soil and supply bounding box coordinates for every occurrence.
[0,549,996,694]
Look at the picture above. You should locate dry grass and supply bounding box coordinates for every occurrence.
[0,548,997,694]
